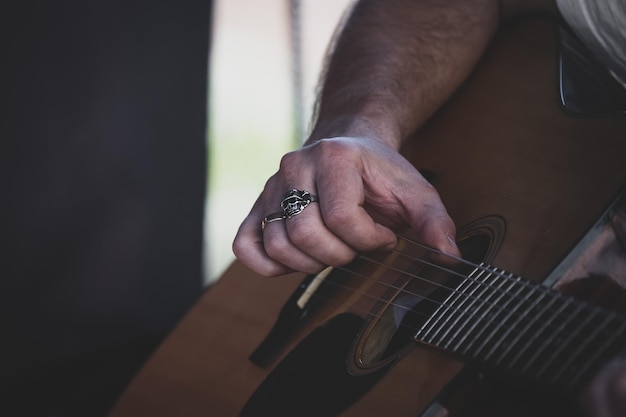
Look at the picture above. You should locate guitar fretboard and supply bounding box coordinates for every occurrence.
[413,264,626,391]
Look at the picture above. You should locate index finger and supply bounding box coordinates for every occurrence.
[315,165,398,252]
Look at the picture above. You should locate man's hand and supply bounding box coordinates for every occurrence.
[233,0,500,277]
[232,136,460,276]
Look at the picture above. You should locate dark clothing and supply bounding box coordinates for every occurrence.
[1,1,212,415]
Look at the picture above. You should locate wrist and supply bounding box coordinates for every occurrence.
[307,113,403,150]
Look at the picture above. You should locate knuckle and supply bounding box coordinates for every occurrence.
[323,204,353,231]
[232,241,287,278]
[278,150,303,172]
[287,218,319,248]
[231,238,245,259]
[263,237,291,259]
[231,232,256,261]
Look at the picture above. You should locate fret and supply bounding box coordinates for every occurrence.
[460,276,529,358]
[435,269,499,349]
[548,308,615,385]
[416,267,484,345]
[414,281,460,342]
[446,268,516,352]
[411,258,626,393]
[567,320,626,388]
[531,301,593,380]
[474,284,548,362]
[426,268,488,345]
[417,278,472,343]
[493,289,560,369]
[518,295,575,374]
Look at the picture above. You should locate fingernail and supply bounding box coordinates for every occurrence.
[446,234,458,248]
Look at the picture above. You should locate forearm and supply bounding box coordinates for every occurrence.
[308,0,500,149]
[233,0,558,277]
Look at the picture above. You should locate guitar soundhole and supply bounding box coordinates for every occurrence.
[350,217,505,374]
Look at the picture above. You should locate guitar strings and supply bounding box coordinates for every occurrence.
[298,246,618,384]
[318,258,549,341]
[300,267,614,387]
[366,239,624,377]
[383,239,622,363]
[396,234,625,325]
[335,254,608,367]
[301,234,621,352]
[333,235,562,328]
[363,233,616,321]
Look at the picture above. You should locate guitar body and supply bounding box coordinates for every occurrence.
[109,18,626,417]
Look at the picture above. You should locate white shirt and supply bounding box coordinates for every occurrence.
[557,0,626,89]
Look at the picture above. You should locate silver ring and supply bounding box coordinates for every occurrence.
[281,189,319,219]
[261,212,284,231]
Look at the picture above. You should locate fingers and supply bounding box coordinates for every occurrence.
[402,186,460,259]
[233,204,357,277]
[313,148,398,252]
[233,171,359,277]
[232,136,459,277]
[232,198,292,277]
[266,199,357,270]
[314,138,458,258]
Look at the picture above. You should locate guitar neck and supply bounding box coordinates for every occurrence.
[413,264,626,391]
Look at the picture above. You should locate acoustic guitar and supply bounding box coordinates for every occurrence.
[109,16,626,417]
